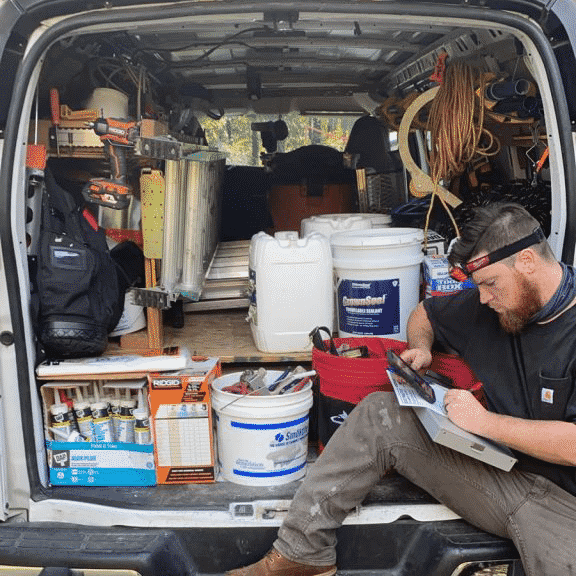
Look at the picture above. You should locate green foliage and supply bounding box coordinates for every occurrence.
[202,112,359,166]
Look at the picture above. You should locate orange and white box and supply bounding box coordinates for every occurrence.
[148,357,221,484]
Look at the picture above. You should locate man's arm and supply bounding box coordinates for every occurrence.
[444,389,576,466]
[402,302,435,370]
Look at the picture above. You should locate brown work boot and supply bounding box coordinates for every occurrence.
[225,548,337,576]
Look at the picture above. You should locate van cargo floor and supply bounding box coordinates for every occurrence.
[45,472,436,510]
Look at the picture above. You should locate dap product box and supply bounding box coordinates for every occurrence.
[148,357,221,484]
[423,255,475,298]
[41,382,156,487]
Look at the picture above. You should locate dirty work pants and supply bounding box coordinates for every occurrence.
[274,392,576,576]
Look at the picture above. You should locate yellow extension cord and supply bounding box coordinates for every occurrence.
[425,62,501,240]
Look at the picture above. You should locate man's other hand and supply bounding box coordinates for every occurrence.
[400,348,432,371]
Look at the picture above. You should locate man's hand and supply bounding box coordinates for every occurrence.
[443,389,491,435]
[400,347,432,371]
[443,389,576,466]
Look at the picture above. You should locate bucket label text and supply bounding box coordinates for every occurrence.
[338,278,400,335]
[228,416,309,478]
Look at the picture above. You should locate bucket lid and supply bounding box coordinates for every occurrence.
[305,214,365,224]
[305,213,392,224]
[330,227,424,248]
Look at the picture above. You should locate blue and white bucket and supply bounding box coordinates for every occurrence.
[331,227,424,341]
[211,371,313,486]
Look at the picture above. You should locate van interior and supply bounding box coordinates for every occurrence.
[12,2,570,555]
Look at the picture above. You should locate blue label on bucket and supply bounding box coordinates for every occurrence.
[338,278,400,335]
[222,414,310,481]
[233,461,306,478]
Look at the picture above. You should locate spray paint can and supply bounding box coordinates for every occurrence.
[91,401,114,442]
[116,398,136,443]
[133,408,151,444]
[50,403,74,440]
[73,400,94,441]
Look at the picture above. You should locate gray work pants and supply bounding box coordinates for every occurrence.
[274,392,576,576]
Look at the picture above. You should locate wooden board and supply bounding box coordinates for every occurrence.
[163,309,313,364]
[42,310,313,379]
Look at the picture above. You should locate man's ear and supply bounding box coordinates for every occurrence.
[515,248,537,274]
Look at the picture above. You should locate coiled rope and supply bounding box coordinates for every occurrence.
[425,61,501,238]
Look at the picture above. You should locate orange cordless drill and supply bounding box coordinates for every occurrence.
[82,118,138,210]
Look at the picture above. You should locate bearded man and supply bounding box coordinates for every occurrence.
[227,203,576,576]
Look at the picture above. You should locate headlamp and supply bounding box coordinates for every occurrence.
[449,227,546,281]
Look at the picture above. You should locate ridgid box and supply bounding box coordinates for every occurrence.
[41,383,156,486]
[147,357,221,484]
[423,255,475,298]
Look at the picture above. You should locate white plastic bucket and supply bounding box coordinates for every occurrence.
[211,371,314,486]
[248,231,333,352]
[300,213,391,239]
[330,227,424,341]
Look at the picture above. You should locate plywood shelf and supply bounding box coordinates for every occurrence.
[162,309,312,364]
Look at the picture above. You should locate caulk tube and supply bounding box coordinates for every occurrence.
[91,402,114,442]
[58,389,79,432]
[90,385,113,442]
[50,401,74,440]
[117,395,136,443]
[133,408,151,444]
[134,389,151,444]
[73,400,94,440]
[109,388,122,441]
[73,387,93,441]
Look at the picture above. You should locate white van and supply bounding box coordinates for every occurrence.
[0,1,575,574]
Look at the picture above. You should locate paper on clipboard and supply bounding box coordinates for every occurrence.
[386,369,517,471]
[387,369,448,416]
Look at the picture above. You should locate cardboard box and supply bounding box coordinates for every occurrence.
[47,440,155,486]
[41,382,156,486]
[148,357,221,484]
[423,255,475,298]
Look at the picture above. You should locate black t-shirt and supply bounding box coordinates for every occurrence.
[423,288,576,496]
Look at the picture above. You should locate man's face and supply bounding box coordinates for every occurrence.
[471,257,541,334]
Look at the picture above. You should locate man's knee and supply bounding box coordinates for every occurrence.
[354,391,401,424]
[341,391,414,438]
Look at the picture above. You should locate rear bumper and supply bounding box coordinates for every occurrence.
[0,523,196,576]
[0,519,519,575]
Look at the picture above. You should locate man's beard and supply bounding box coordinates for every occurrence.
[498,274,542,334]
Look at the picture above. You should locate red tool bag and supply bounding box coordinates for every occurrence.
[312,337,482,451]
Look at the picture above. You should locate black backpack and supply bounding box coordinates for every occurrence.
[31,170,123,359]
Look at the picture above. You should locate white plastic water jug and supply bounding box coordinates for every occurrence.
[248,231,333,353]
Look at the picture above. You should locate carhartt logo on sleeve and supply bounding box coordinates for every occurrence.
[541,388,554,404]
